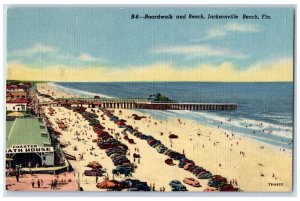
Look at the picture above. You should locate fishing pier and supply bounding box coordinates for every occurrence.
[40,98,237,111]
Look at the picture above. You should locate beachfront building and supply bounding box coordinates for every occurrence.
[6,90,27,102]
[6,117,54,168]
[6,99,27,112]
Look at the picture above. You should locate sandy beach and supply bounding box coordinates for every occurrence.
[6,172,78,191]
[37,83,293,192]
[37,83,80,100]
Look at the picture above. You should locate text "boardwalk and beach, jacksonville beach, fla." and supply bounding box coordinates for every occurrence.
[131,13,271,20]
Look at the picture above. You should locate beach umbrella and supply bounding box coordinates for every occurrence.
[169,134,178,139]
[133,153,141,158]
[96,180,119,189]
[204,187,217,192]
[165,158,175,166]
[88,161,102,169]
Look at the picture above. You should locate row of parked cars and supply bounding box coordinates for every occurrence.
[97,178,151,191]
[178,158,212,179]
[73,107,136,178]
[101,109,139,177]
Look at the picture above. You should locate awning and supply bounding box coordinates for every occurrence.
[7,111,25,117]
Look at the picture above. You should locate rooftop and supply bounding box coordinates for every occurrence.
[6,117,51,148]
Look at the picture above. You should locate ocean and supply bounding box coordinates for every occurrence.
[53,82,294,150]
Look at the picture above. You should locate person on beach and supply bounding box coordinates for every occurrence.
[96,175,98,183]
[54,179,58,189]
[37,179,41,188]
[31,179,35,188]
[152,183,155,191]
[41,179,43,187]
[15,171,20,182]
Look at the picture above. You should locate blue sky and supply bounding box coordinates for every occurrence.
[6,7,294,82]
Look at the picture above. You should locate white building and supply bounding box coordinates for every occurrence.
[6,102,27,112]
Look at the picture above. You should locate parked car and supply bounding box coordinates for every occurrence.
[84,169,103,176]
[197,171,212,179]
[211,175,228,183]
[183,178,201,187]
[122,179,141,188]
[169,180,188,191]
[134,183,151,191]
[112,167,132,176]
[208,179,227,188]
[219,184,238,191]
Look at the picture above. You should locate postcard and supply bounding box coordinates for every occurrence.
[5,6,294,192]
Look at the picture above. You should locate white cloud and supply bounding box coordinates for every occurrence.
[30,43,58,53]
[225,22,260,32]
[202,22,260,41]
[152,45,247,59]
[9,43,107,65]
[9,43,59,56]
[79,53,97,62]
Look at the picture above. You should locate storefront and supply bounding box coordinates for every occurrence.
[6,144,54,168]
[6,117,55,168]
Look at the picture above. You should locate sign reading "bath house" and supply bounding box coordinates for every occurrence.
[6,144,54,153]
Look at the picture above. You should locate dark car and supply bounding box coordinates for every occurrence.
[112,167,132,176]
[192,166,204,174]
[169,180,188,191]
[106,149,125,155]
[211,175,228,183]
[114,159,130,166]
[208,179,227,188]
[219,184,238,191]
[112,155,127,161]
[84,169,103,176]
[139,134,148,140]
[122,179,141,188]
[169,153,185,160]
[134,183,151,191]
[118,164,135,171]
[112,155,127,160]
[193,169,207,177]
[197,171,212,179]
